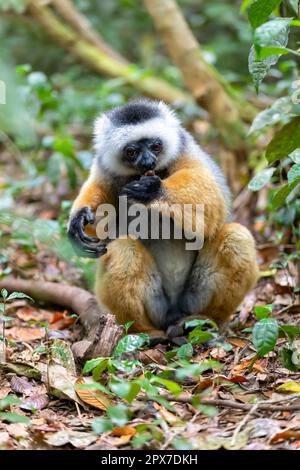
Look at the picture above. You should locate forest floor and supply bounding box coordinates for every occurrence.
[0,150,300,451]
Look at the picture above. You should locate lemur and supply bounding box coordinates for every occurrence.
[68,100,259,340]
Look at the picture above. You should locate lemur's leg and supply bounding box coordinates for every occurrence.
[167,223,259,329]
[95,237,169,339]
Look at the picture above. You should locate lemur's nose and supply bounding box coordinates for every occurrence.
[138,150,156,172]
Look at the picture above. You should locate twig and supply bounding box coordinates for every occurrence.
[230,403,259,446]
[160,410,201,450]
[141,393,300,412]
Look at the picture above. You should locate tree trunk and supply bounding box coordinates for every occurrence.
[52,0,127,63]
[26,0,191,105]
[144,0,257,190]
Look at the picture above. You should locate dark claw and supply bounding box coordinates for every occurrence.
[67,207,107,258]
[120,175,161,203]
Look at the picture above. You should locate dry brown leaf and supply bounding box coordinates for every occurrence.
[227,337,249,348]
[270,429,300,444]
[138,348,167,365]
[20,393,49,411]
[10,376,33,395]
[16,306,53,323]
[75,377,110,410]
[153,402,178,425]
[232,358,266,374]
[6,326,45,342]
[0,387,11,400]
[111,426,136,438]
[6,423,29,439]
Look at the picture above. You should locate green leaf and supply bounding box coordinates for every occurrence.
[188,327,213,344]
[271,180,300,209]
[249,97,292,134]
[249,18,292,90]
[0,315,14,322]
[0,395,21,410]
[109,379,140,403]
[151,376,182,397]
[248,168,275,191]
[252,318,279,356]
[176,343,193,360]
[266,117,300,163]
[289,149,300,164]
[113,334,149,356]
[254,18,292,55]
[92,418,113,434]
[280,347,299,371]
[107,404,129,427]
[7,292,34,302]
[288,164,300,184]
[248,46,279,91]
[124,321,135,333]
[241,0,253,13]
[248,0,283,29]
[1,288,8,300]
[280,325,300,338]
[111,359,141,373]
[92,359,110,381]
[0,411,31,425]
[83,357,107,375]
[254,305,273,319]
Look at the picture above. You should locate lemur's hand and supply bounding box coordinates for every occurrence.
[121,175,161,203]
[67,207,107,258]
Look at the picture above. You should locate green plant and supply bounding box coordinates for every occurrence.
[0,288,33,363]
[251,304,300,370]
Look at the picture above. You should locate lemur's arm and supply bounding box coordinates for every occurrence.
[121,156,228,240]
[68,165,114,258]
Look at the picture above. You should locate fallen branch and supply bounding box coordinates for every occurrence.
[0,277,123,361]
[25,0,191,105]
[142,394,300,412]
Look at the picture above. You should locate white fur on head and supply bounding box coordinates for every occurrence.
[93,100,182,175]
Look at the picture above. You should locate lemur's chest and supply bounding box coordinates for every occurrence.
[143,239,197,305]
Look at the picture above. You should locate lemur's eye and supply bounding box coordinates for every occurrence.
[150,142,162,154]
[126,147,138,159]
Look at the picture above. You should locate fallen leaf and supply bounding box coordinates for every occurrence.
[276,381,300,393]
[6,423,29,439]
[232,358,266,374]
[0,432,10,447]
[138,348,167,365]
[51,339,76,375]
[10,376,33,395]
[75,377,110,410]
[210,347,227,359]
[227,337,249,348]
[111,426,136,438]
[1,362,41,380]
[37,363,84,405]
[153,402,178,425]
[250,418,281,438]
[6,327,45,342]
[0,387,11,400]
[16,306,53,323]
[50,312,75,330]
[270,429,300,444]
[20,394,49,411]
[45,430,97,449]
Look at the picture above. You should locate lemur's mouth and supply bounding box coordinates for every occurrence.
[143,170,155,177]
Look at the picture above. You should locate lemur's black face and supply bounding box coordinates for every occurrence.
[122,138,163,174]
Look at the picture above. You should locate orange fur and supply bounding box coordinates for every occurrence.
[95,238,166,338]
[71,154,258,335]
